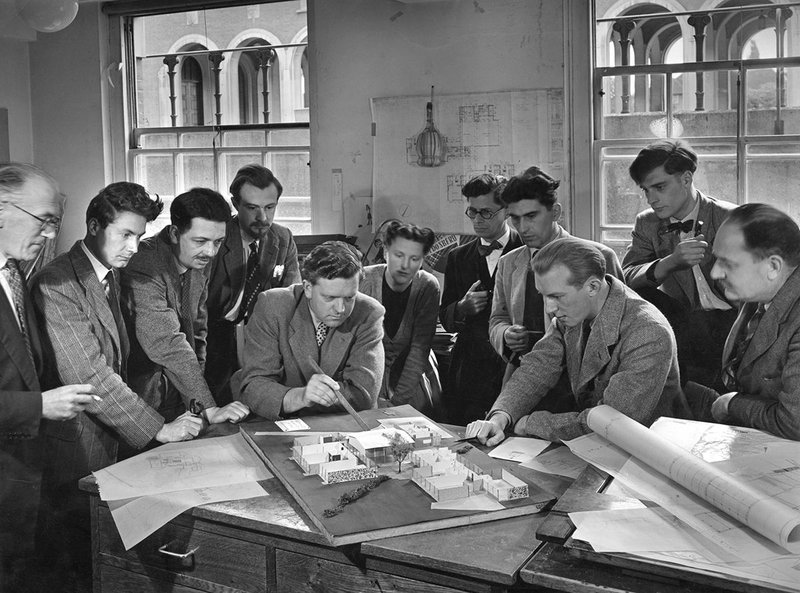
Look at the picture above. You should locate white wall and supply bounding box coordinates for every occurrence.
[308,0,566,234]
[28,2,108,252]
[0,38,34,162]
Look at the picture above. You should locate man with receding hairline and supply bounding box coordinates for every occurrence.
[0,162,96,591]
[686,203,800,440]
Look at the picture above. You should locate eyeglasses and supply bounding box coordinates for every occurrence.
[12,203,61,232]
[465,206,505,220]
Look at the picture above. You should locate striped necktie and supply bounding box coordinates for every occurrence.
[2,259,35,366]
[722,303,766,390]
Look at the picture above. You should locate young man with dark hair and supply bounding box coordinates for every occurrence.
[361,221,440,413]
[30,181,208,592]
[206,165,300,400]
[122,188,249,426]
[490,167,622,384]
[687,203,800,440]
[0,163,95,592]
[471,238,688,445]
[623,139,737,389]
[439,173,522,425]
[235,241,384,419]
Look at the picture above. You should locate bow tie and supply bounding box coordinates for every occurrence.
[661,219,695,235]
[477,240,502,257]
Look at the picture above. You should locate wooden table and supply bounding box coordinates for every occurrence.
[80,422,566,593]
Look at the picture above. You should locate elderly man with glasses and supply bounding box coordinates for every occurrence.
[439,173,522,425]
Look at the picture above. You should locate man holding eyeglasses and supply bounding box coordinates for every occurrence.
[439,173,522,425]
[490,168,623,386]
[0,163,96,591]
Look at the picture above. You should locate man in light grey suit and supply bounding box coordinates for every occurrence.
[30,182,206,592]
[235,241,384,420]
[471,238,688,445]
[122,188,249,425]
[686,204,800,440]
[489,168,623,386]
[206,165,301,400]
[623,140,736,389]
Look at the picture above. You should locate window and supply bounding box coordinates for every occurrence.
[122,1,311,234]
[593,1,800,258]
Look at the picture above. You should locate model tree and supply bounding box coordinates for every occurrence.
[388,432,414,473]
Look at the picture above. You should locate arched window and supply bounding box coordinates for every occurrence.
[301,48,309,108]
[181,56,204,125]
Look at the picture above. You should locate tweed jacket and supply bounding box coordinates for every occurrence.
[207,219,300,321]
[0,266,45,552]
[491,276,687,442]
[234,284,385,420]
[489,226,624,361]
[30,243,164,488]
[361,265,440,410]
[121,227,216,415]
[622,191,735,310]
[721,267,800,439]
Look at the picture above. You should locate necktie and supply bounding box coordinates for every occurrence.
[238,240,262,324]
[2,259,34,366]
[723,303,766,390]
[180,271,195,350]
[104,270,129,380]
[477,240,502,258]
[315,322,329,347]
[661,219,695,235]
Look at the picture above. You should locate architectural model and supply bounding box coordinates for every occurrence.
[290,425,530,505]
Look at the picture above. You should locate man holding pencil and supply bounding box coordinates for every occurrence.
[234,240,385,419]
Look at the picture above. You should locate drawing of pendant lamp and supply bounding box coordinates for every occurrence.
[415,86,447,167]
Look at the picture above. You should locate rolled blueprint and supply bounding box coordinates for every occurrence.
[586,405,800,549]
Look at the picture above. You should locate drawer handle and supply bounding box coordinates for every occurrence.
[158,540,198,568]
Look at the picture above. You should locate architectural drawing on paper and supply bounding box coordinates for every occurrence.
[147,453,203,472]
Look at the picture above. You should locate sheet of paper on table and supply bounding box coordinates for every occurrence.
[275,418,311,431]
[488,436,550,463]
[94,433,273,550]
[519,445,588,479]
[94,433,271,501]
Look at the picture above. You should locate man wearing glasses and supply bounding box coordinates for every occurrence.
[490,168,623,387]
[439,173,522,425]
[0,163,96,591]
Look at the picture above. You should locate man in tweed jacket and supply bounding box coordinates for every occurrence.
[471,238,689,445]
[30,182,206,592]
[122,188,249,425]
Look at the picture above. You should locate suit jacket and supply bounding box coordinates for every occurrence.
[0,267,45,552]
[205,220,300,397]
[30,243,164,488]
[489,226,624,362]
[622,191,735,310]
[121,228,216,417]
[491,276,688,442]
[361,265,440,410]
[207,219,300,320]
[721,267,800,439]
[234,284,385,420]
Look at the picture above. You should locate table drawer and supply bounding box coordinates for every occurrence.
[275,549,467,593]
[97,505,267,593]
[100,564,203,593]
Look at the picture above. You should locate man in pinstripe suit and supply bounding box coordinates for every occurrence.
[30,183,207,592]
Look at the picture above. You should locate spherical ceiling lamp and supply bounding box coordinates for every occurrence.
[15,0,78,33]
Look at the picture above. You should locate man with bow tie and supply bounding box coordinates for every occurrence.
[206,165,300,402]
[233,241,384,420]
[489,167,623,387]
[623,140,737,390]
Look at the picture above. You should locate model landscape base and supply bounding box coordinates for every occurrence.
[240,405,555,545]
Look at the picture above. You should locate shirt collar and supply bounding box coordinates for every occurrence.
[671,193,700,224]
[480,226,511,247]
[80,240,112,283]
[240,227,259,251]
